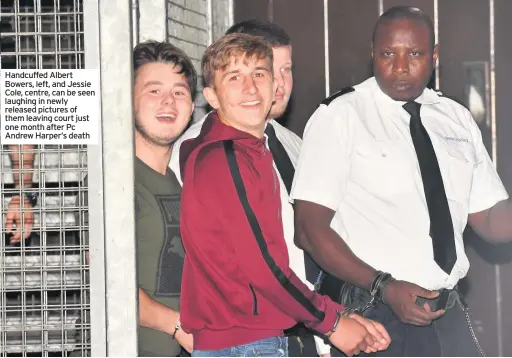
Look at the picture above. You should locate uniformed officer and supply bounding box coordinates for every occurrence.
[291,5,512,357]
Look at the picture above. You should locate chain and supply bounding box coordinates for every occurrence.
[462,306,485,357]
[354,295,376,315]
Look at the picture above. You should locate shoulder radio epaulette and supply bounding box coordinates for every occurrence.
[320,86,355,106]
[436,90,469,110]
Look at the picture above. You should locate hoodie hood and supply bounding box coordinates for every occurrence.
[179,111,265,182]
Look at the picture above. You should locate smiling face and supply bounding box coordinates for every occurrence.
[372,19,438,101]
[133,62,194,146]
[203,54,276,138]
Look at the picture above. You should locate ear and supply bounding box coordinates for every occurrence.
[191,102,195,113]
[432,44,439,66]
[203,87,220,109]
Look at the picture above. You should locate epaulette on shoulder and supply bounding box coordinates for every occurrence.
[320,86,355,106]
[436,91,469,110]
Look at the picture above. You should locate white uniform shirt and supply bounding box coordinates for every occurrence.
[291,77,509,291]
[170,113,331,354]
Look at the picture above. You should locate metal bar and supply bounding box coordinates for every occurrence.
[0,11,81,16]
[97,0,138,355]
[1,0,92,356]
[132,0,139,45]
[434,0,439,89]
[228,0,234,27]
[207,0,213,45]
[138,0,174,43]
[83,0,106,355]
[488,0,502,355]
[324,0,329,97]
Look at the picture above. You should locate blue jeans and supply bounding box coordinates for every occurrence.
[192,336,288,357]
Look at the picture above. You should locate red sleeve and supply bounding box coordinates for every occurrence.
[181,145,343,334]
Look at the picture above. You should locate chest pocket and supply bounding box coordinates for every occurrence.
[439,142,477,207]
[350,140,415,196]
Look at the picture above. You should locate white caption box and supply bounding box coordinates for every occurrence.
[0,69,101,145]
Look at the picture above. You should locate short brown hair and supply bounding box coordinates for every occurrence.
[133,40,197,97]
[201,33,273,88]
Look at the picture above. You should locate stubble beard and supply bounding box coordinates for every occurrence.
[135,118,175,148]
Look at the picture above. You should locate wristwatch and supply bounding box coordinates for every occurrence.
[172,318,181,339]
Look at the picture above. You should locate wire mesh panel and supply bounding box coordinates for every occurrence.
[0,0,90,356]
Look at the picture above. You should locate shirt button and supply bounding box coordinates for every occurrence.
[381,153,387,158]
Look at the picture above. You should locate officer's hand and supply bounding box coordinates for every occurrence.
[384,280,445,326]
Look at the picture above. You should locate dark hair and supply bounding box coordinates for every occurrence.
[226,19,291,47]
[373,6,435,50]
[133,40,197,97]
[202,33,273,88]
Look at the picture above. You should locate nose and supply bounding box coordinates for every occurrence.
[393,54,409,74]
[243,75,257,94]
[161,91,175,105]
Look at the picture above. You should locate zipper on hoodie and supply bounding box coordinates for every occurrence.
[249,284,259,316]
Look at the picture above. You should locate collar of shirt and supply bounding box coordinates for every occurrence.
[358,77,441,132]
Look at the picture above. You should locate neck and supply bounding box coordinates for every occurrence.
[135,131,172,175]
[217,111,265,139]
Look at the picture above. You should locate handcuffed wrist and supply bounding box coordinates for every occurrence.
[370,271,394,302]
[325,309,343,338]
[24,192,38,207]
[171,317,181,339]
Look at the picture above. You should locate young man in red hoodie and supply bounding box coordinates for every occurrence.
[179,33,391,357]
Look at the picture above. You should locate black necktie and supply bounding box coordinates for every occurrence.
[403,101,457,274]
[265,124,321,284]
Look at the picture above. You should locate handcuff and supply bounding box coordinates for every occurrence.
[24,192,38,207]
[171,318,181,339]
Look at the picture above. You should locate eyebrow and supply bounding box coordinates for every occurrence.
[173,82,191,91]
[143,80,163,87]
[255,66,271,72]
[143,80,190,91]
[222,69,240,80]
[222,66,271,80]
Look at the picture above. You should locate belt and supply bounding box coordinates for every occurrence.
[415,287,467,311]
[283,323,309,337]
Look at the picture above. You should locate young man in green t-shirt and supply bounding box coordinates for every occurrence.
[76,40,197,356]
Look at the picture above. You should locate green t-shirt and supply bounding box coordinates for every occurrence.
[76,159,184,356]
[135,157,184,357]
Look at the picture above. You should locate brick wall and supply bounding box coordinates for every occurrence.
[167,0,231,121]
[136,0,231,121]
[167,0,208,120]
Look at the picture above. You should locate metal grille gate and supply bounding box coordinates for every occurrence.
[0,0,90,356]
